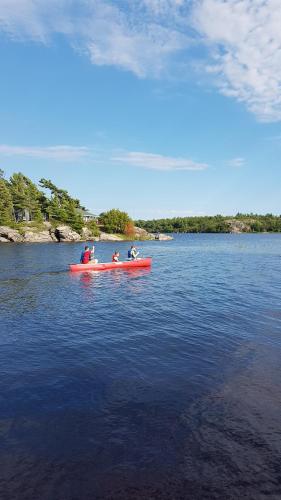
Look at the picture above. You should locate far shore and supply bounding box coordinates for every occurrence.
[0,223,173,244]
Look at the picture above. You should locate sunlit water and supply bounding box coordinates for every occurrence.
[0,234,281,499]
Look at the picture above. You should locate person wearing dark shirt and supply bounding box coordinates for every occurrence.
[128,245,139,260]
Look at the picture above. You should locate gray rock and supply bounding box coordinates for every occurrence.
[23,230,54,243]
[0,226,23,242]
[81,227,93,240]
[0,236,10,243]
[225,220,251,233]
[99,232,123,241]
[134,226,154,240]
[55,225,81,242]
[154,233,173,240]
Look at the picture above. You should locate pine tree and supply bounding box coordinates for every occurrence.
[39,178,83,232]
[47,193,67,222]
[64,200,83,232]
[0,178,13,225]
[9,173,43,221]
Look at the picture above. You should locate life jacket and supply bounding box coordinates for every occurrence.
[112,254,118,262]
[128,250,132,258]
[82,250,91,264]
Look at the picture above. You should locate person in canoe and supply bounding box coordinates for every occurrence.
[112,250,120,262]
[80,245,91,264]
[128,245,139,260]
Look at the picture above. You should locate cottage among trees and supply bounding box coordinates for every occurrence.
[0,170,97,233]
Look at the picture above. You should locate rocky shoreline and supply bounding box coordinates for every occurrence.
[0,223,173,243]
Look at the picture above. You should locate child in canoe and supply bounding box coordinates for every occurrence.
[112,250,120,262]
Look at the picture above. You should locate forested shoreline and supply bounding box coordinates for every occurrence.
[0,170,89,232]
[0,170,151,242]
[2,170,281,237]
[0,170,132,236]
[135,214,281,233]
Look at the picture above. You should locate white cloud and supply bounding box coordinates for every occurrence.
[1,1,281,121]
[111,151,208,171]
[227,157,245,168]
[0,144,90,161]
[76,1,190,78]
[192,0,281,122]
[0,0,73,42]
[0,0,189,77]
[0,144,208,171]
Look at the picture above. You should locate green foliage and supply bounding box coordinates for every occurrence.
[87,220,100,237]
[0,171,88,233]
[9,173,43,221]
[64,200,84,233]
[135,214,281,234]
[99,209,132,234]
[40,178,84,232]
[0,178,13,225]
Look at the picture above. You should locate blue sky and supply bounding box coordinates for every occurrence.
[0,0,280,219]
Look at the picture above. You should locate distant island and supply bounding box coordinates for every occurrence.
[0,170,171,243]
[136,214,281,234]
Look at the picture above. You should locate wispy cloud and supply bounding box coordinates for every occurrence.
[1,1,281,121]
[84,1,189,78]
[0,0,73,42]
[227,157,245,168]
[0,144,208,171]
[0,0,190,78]
[0,144,90,161]
[192,0,281,122]
[111,151,208,171]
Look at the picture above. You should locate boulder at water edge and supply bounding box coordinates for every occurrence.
[156,233,173,240]
[0,226,23,242]
[55,225,81,242]
[23,230,54,243]
[99,232,123,241]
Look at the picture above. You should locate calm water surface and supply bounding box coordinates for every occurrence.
[0,234,281,499]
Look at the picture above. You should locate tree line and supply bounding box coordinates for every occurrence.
[0,170,133,235]
[135,214,281,233]
[0,170,87,232]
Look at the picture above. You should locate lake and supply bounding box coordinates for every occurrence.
[1,234,281,499]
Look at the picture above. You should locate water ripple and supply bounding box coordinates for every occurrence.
[0,234,281,499]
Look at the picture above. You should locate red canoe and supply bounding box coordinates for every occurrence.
[69,257,152,272]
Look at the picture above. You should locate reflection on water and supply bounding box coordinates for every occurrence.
[0,235,281,499]
[72,268,152,297]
